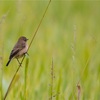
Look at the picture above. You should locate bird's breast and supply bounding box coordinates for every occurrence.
[16,44,28,58]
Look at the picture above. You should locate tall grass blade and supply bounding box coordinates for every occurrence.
[0,56,3,100]
[24,57,29,100]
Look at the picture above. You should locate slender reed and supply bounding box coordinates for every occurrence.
[0,56,3,100]
[0,48,4,100]
[77,84,81,100]
[24,58,29,100]
[72,25,91,99]
[4,0,51,99]
[50,59,54,100]
[49,59,60,100]
[49,59,54,100]
[71,25,76,99]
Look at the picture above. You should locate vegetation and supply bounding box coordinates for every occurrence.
[0,0,100,100]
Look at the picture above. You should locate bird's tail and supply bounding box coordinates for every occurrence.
[6,59,11,66]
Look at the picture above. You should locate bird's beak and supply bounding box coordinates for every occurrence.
[26,38,28,41]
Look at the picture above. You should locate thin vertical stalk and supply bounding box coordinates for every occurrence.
[0,48,4,100]
[24,58,29,100]
[49,58,54,100]
[77,84,81,100]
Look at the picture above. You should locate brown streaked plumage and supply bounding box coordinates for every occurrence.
[6,36,28,66]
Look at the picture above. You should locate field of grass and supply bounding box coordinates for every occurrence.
[0,0,100,100]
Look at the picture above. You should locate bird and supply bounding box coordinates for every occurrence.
[6,36,28,66]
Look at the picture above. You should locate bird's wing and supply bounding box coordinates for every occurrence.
[9,48,20,59]
[9,42,25,59]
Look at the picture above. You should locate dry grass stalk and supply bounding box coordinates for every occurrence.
[77,83,81,100]
[49,59,54,100]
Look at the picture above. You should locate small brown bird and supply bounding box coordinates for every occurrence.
[6,36,28,66]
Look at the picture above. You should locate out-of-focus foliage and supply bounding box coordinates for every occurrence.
[0,1,100,100]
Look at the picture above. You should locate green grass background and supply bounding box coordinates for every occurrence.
[0,0,100,100]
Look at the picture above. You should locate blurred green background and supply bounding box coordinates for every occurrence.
[0,0,100,100]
